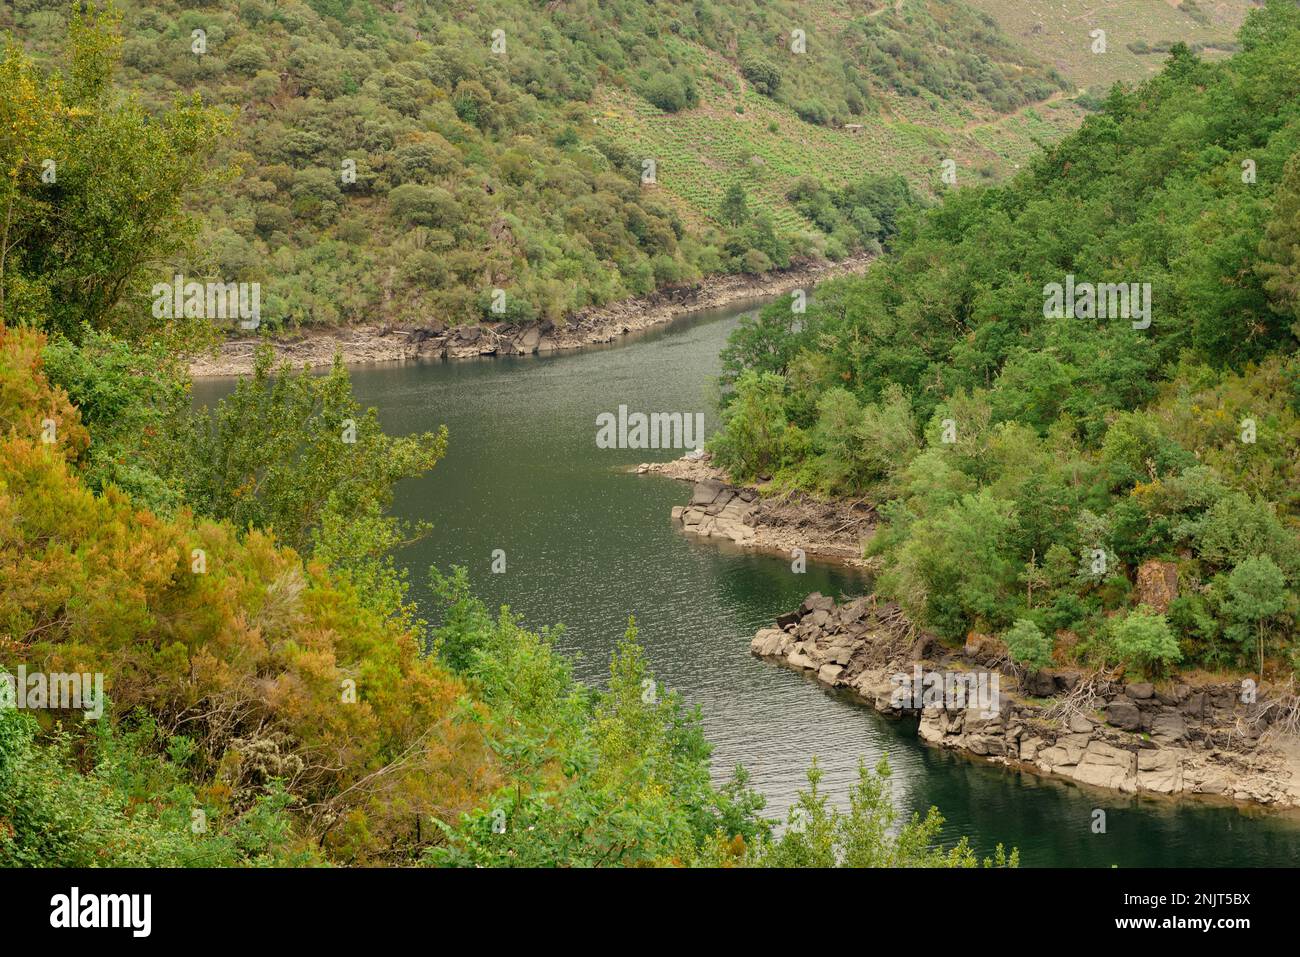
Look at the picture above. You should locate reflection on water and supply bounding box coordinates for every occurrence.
[193,301,1300,866]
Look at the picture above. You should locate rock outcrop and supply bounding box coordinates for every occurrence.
[751,592,1300,809]
[640,455,874,566]
[671,479,760,546]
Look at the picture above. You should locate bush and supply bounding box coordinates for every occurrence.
[740,56,782,96]
[1108,608,1183,676]
[1004,619,1053,671]
[642,73,689,112]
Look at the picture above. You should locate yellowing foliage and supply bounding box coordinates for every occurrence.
[0,326,498,862]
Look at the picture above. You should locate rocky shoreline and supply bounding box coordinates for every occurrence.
[751,592,1300,810]
[188,254,874,378]
[637,454,874,567]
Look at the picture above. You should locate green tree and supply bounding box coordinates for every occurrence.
[757,755,1018,868]
[709,369,791,481]
[1257,152,1300,341]
[884,489,1021,640]
[720,182,750,226]
[40,328,189,514]
[740,56,782,96]
[183,345,446,570]
[1221,555,1288,677]
[0,5,228,341]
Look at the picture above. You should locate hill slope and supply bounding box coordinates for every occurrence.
[710,0,1300,680]
[0,0,1194,332]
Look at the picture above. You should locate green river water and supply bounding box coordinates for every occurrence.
[193,298,1300,867]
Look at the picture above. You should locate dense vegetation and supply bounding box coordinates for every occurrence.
[0,6,1013,867]
[1,0,1068,331]
[712,0,1300,681]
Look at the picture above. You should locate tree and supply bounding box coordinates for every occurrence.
[642,73,689,112]
[0,331,495,864]
[0,5,228,341]
[1221,555,1288,678]
[719,294,810,386]
[708,370,791,481]
[183,345,446,593]
[740,57,781,96]
[1257,152,1300,342]
[40,329,189,515]
[720,182,750,226]
[756,755,1018,868]
[884,489,1021,640]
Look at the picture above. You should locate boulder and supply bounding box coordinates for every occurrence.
[775,610,801,630]
[690,480,724,507]
[787,649,817,671]
[1068,714,1095,734]
[1019,736,1044,762]
[1060,733,1092,766]
[824,644,853,666]
[1037,745,1073,770]
[1150,711,1187,745]
[1069,741,1137,792]
[1105,698,1143,731]
[1137,748,1183,794]
[1026,671,1057,697]
[817,663,844,686]
[917,712,945,743]
[750,628,787,657]
[518,324,542,352]
[703,490,735,515]
[799,593,835,615]
[1126,682,1155,700]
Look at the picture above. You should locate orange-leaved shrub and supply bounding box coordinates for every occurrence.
[0,326,498,862]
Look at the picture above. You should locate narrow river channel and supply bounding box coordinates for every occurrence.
[193,298,1300,866]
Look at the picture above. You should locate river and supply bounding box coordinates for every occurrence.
[193,298,1300,866]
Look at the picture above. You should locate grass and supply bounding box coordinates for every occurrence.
[965,0,1257,92]
[593,41,1084,232]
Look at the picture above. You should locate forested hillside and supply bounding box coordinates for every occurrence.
[713,0,1300,682]
[1,0,1099,330]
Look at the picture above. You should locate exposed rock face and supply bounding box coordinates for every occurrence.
[1135,559,1179,613]
[674,481,760,546]
[190,254,875,377]
[646,455,874,566]
[750,592,1300,809]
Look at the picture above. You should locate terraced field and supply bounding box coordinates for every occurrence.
[592,0,1255,232]
[967,0,1258,90]
[594,44,1083,232]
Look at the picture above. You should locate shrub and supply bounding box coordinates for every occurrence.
[1004,619,1053,671]
[1108,608,1183,676]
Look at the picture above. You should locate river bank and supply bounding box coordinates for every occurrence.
[188,254,873,378]
[642,454,1300,810]
[752,592,1300,811]
[638,453,874,567]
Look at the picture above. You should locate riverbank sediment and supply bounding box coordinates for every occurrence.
[188,254,873,378]
[638,453,874,567]
[752,592,1300,810]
